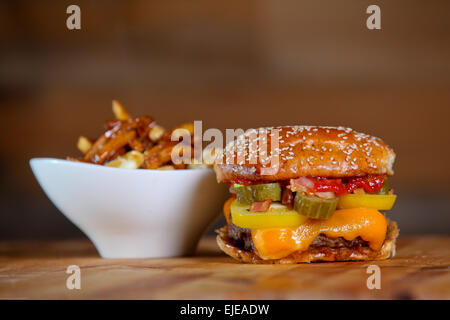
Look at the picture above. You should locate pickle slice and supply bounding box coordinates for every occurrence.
[234,183,282,204]
[234,185,254,204]
[294,193,338,219]
[252,183,282,202]
[377,177,390,195]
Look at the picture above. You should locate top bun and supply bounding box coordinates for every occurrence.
[214,126,395,182]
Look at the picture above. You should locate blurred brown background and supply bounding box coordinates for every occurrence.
[1,0,449,239]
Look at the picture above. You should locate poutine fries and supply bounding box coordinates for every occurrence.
[70,100,206,170]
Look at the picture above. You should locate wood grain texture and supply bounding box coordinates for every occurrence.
[0,236,449,300]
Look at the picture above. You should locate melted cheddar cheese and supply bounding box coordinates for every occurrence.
[251,208,387,260]
[223,197,234,224]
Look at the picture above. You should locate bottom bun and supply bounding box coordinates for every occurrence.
[216,220,399,264]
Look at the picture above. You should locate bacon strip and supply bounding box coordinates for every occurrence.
[290,177,314,193]
[250,199,272,212]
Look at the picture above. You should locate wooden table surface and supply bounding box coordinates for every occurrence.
[0,236,449,300]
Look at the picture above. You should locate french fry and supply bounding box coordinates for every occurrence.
[83,134,108,162]
[106,116,152,138]
[112,100,131,121]
[172,162,186,169]
[77,136,92,154]
[109,147,126,160]
[96,130,136,164]
[70,104,213,171]
[143,142,175,169]
[66,156,85,162]
[128,138,145,152]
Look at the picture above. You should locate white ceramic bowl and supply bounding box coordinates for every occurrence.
[30,158,229,258]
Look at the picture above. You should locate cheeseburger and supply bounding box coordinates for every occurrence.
[214,126,398,263]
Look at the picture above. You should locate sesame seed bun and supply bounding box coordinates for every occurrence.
[214,126,395,182]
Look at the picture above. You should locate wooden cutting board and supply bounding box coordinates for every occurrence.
[0,236,449,299]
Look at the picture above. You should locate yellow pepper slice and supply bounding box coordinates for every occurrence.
[230,200,308,229]
[337,194,397,210]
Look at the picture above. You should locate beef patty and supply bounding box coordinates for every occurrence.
[227,222,369,252]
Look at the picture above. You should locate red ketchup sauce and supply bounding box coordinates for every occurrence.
[312,175,385,195]
[226,175,386,195]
